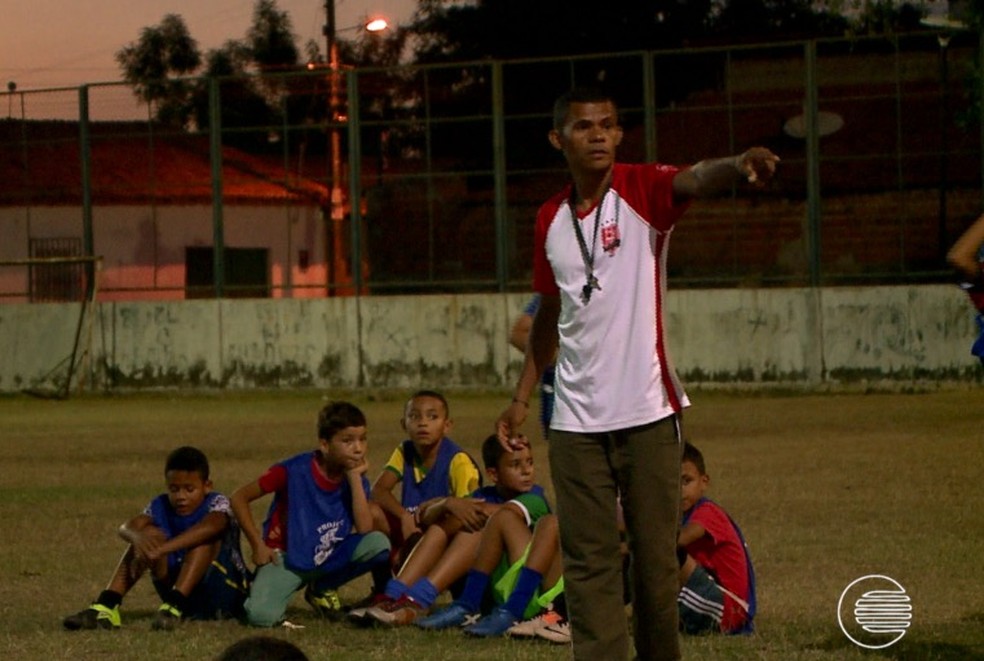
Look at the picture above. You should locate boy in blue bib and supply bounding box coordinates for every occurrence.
[231,401,390,627]
[370,390,481,565]
[63,446,248,631]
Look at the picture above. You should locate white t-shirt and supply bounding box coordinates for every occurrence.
[532,162,691,433]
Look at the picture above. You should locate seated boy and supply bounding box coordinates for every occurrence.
[390,436,564,639]
[357,434,551,628]
[230,401,390,627]
[677,441,757,635]
[417,510,567,642]
[63,446,248,631]
[370,390,481,565]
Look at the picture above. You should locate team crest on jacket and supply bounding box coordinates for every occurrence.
[602,219,621,255]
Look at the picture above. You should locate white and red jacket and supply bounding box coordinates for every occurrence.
[533,162,690,433]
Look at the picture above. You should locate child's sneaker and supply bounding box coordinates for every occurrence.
[506,608,564,638]
[346,593,390,623]
[365,595,426,626]
[463,605,518,637]
[415,601,479,630]
[150,603,182,631]
[304,586,344,621]
[63,604,121,630]
[536,618,572,644]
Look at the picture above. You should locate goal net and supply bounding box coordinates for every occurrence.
[0,255,102,399]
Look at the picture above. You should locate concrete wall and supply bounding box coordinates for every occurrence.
[1,285,980,394]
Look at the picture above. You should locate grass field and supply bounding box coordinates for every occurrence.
[1,388,983,661]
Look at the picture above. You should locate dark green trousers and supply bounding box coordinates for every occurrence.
[549,415,682,661]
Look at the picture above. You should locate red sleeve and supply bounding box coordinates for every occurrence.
[688,503,733,546]
[532,190,568,295]
[612,162,689,232]
[257,464,288,494]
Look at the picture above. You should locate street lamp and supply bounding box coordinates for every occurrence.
[321,2,388,295]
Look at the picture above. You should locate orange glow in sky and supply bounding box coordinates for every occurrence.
[0,0,414,92]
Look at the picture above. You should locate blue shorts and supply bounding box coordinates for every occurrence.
[677,564,724,634]
[154,544,249,621]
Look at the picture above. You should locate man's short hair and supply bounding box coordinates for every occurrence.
[553,86,618,130]
[317,401,367,441]
[164,446,210,480]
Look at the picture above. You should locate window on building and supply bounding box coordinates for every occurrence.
[185,247,270,299]
[29,237,83,303]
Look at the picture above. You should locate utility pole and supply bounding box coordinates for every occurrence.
[323,0,349,295]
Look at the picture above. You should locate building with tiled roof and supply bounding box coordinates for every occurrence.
[0,119,337,302]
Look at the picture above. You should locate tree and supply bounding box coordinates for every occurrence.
[248,0,300,71]
[118,1,303,138]
[187,41,279,147]
[116,14,202,126]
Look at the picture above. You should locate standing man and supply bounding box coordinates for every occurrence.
[496,87,778,660]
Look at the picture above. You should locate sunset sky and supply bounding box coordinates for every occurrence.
[0,0,416,92]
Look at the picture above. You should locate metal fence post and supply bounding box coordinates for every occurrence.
[347,70,363,292]
[642,52,657,163]
[492,61,508,291]
[78,85,94,298]
[804,41,822,287]
[980,29,984,210]
[209,77,225,298]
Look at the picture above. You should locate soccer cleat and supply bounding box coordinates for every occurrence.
[463,605,518,638]
[150,603,182,631]
[365,595,426,626]
[304,586,344,621]
[415,602,479,631]
[62,604,121,631]
[347,593,390,624]
[536,618,572,644]
[506,608,565,638]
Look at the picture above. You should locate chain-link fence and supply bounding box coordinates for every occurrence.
[1,32,981,302]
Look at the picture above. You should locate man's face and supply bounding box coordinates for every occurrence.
[549,100,623,175]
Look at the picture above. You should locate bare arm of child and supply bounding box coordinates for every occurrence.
[370,468,417,539]
[417,496,488,531]
[117,513,164,561]
[677,521,707,548]
[230,480,278,567]
[948,214,984,280]
[142,511,229,562]
[442,497,488,532]
[346,457,374,533]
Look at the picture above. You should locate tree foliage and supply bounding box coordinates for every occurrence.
[116,1,300,131]
[248,0,300,71]
[116,14,201,125]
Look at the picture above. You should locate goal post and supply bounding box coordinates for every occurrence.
[0,255,103,399]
